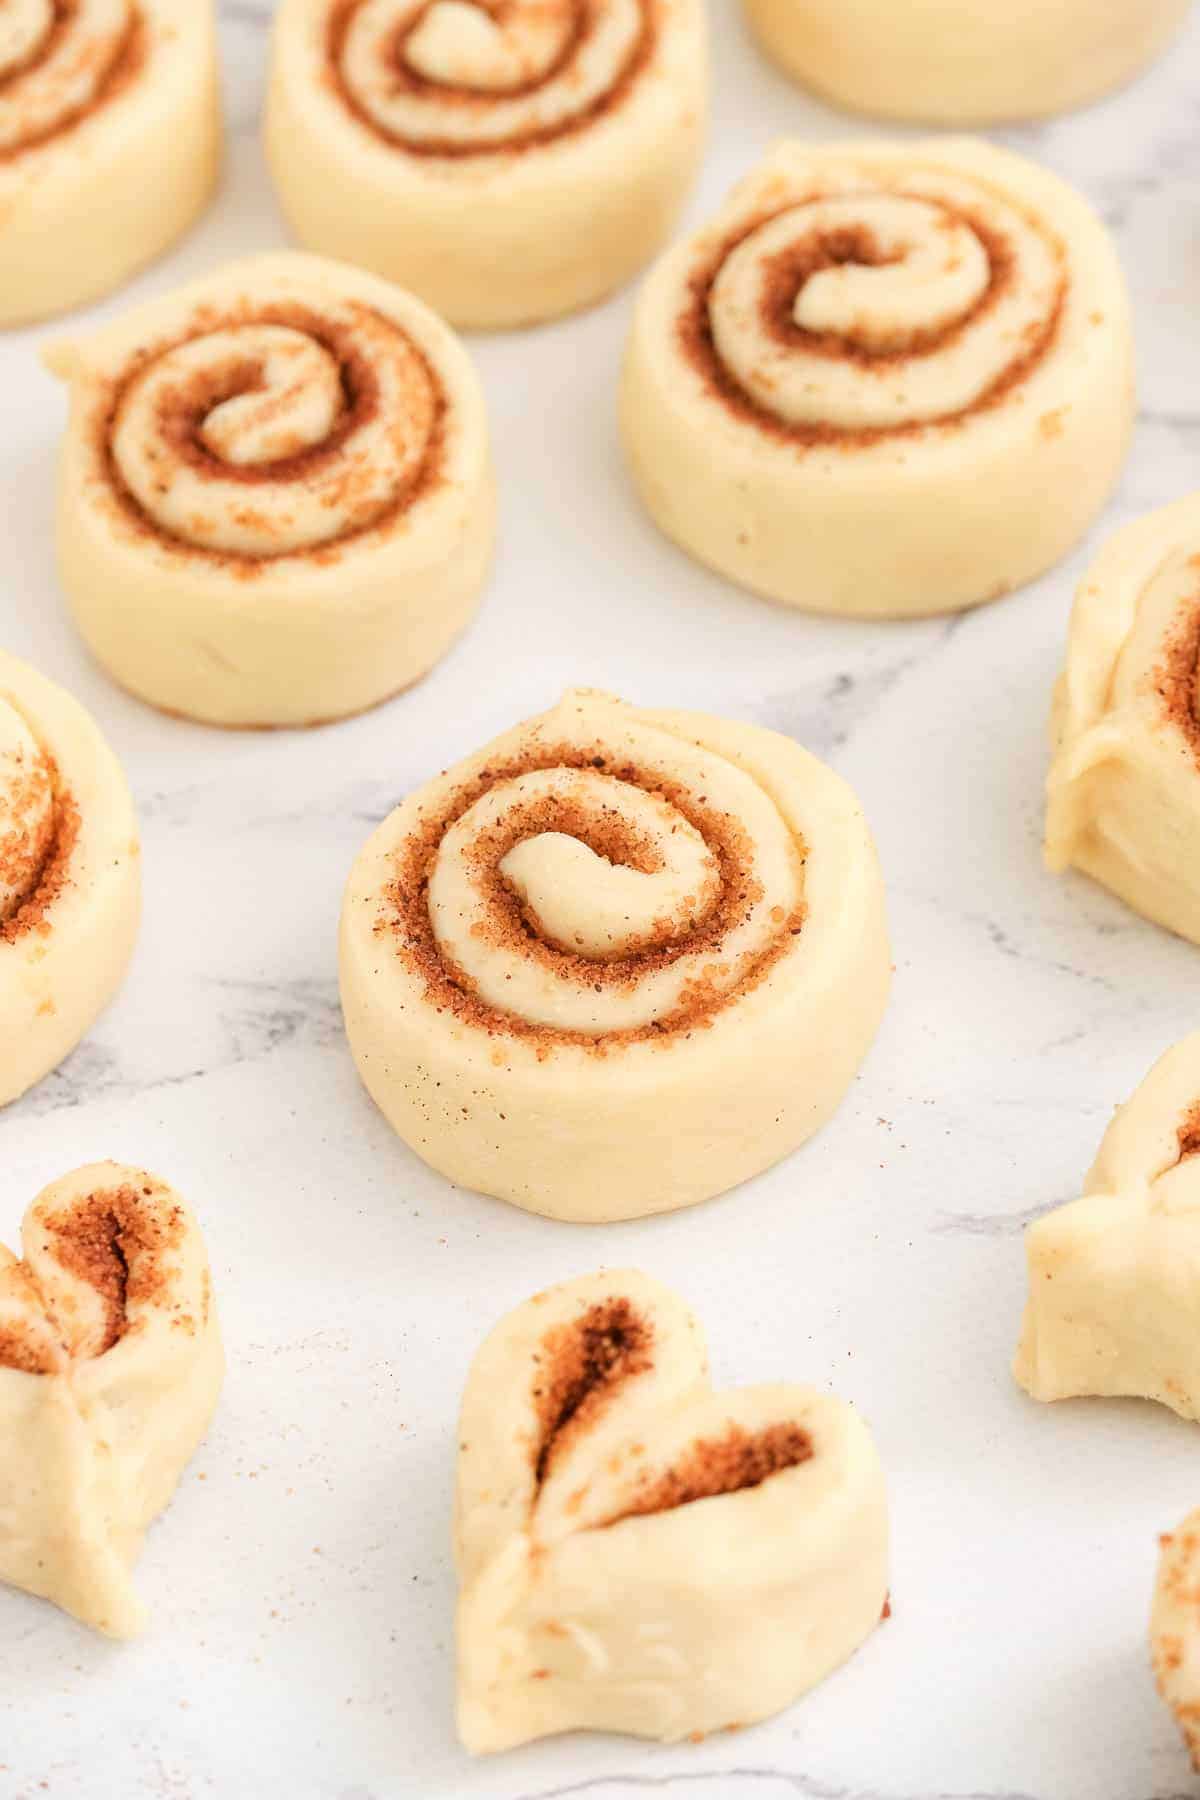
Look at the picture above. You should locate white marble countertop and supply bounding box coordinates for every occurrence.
[4,4,1200,1798]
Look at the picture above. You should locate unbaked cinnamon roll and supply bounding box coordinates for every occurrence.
[1014,1033,1200,1422]
[0,1163,222,1636]
[0,650,139,1106]
[45,252,495,728]
[1153,1507,1200,1773]
[743,0,1189,127]
[456,1270,889,1750]
[1046,495,1200,943]
[0,1,220,328]
[264,0,707,329]
[339,687,890,1221]
[621,138,1133,619]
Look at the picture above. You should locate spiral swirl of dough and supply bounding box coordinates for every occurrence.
[341,688,890,1220]
[0,700,56,926]
[693,171,1064,439]
[328,0,652,155]
[104,300,442,561]
[0,0,139,158]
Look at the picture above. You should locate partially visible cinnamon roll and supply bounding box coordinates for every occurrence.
[1046,496,1200,944]
[456,1270,889,1749]
[621,138,1133,618]
[0,1,220,328]
[45,252,495,728]
[1153,1507,1200,1773]
[339,687,890,1221]
[743,0,1189,126]
[0,1163,222,1636]
[0,650,139,1106]
[263,0,707,329]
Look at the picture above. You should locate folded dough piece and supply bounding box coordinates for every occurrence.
[1046,495,1200,945]
[0,1164,223,1637]
[455,1270,889,1750]
[1015,1035,1200,1421]
[1153,1507,1200,1772]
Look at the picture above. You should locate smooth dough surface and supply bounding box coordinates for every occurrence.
[621,136,1133,619]
[1046,494,1200,944]
[0,0,221,328]
[1153,1506,1200,1773]
[0,1163,223,1637]
[46,252,495,728]
[264,0,707,329]
[742,0,1189,126]
[1014,1033,1200,1421]
[0,649,139,1105]
[339,686,890,1221]
[455,1270,889,1750]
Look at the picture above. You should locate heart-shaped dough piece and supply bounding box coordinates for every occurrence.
[1153,1507,1200,1772]
[0,1163,223,1637]
[1014,1034,1200,1421]
[455,1271,889,1750]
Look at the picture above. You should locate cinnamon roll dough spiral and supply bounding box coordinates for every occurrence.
[742,0,1190,127]
[0,1163,222,1637]
[456,1270,889,1750]
[621,138,1133,619]
[0,1,220,329]
[1153,1506,1200,1773]
[264,0,707,329]
[1014,1034,1200,1423]
[1046,496,1200,944]
[339,687,890,1221]
[45,252,495,728]
[0,650,139,1106]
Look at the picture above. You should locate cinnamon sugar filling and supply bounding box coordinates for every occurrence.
[532,1298,653,1485]
[0,1182,188,1373]
[325,0,657,157]
[1155,586,1200,762]
[0,2,145,164]
[679,201,1067,447]
[96,301,447,567]
[0,771,79,948]
[599,1421,813,1526]
[1178,1103,1200,1163]
[374,741,807,1051]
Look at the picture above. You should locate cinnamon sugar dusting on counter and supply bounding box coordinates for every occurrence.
[325,0,658,158]
[0,3,146,165]
[600,1421,813,1526]
[678,196,1066,447]
[374,739,807,1052]
[533,1298,653,1485]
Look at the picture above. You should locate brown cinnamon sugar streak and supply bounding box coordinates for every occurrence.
[325,0,657,157]
[0,1183,188,1373]
[0,765,79,948]
[0,2,145,164]
[678,198,1067,447]
[1178,1103,1200,1163]
[373,742,808,1052]
[600,1422,813,1526]
[96,301,447,569]
[533,1299,653,1484]
[1155,582,1200,762]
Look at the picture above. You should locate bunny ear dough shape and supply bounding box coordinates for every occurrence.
[1153,1508,1200,1773]
[1015,1035,1200,1421]
[0,1164,223,1637]
[455,1270,889,1751]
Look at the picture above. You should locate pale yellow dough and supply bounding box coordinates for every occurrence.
[264,0,707,329]
[456,1270,889,1750]
[46,252,495,728]
[1014,1034,1200,1421]
[0,0,221,329]
[0,1163,223,1636]
[339,687,890,1221]
[621,137,1133,619]
[742,0,1190,126]
[0,650,139,1106]
[1152,1506,1200,1772]
[1046,495,1200,944]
